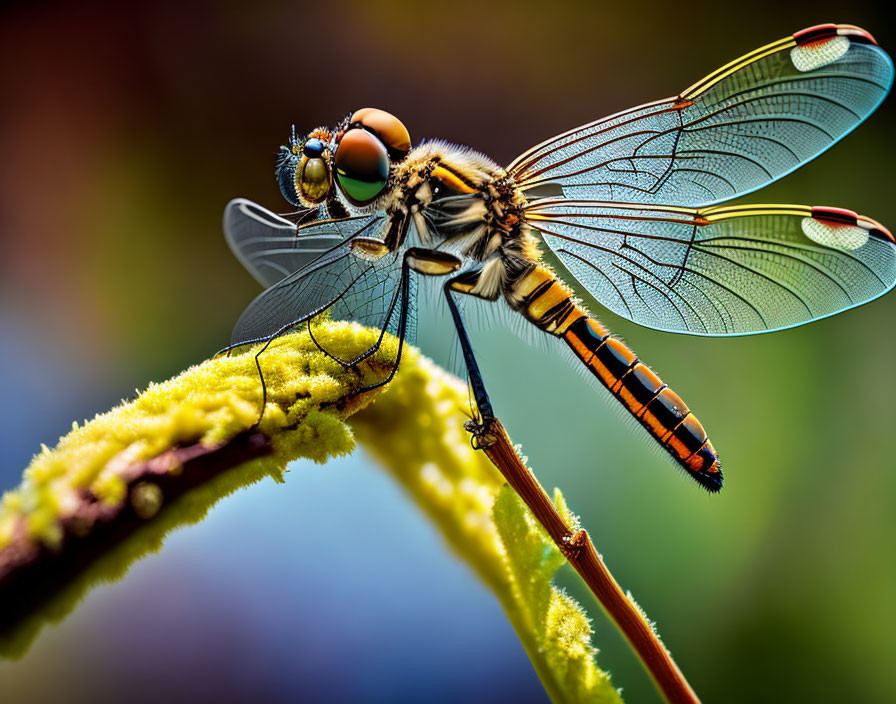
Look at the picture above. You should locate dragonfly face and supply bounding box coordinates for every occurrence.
[277,127,334,207]
[277,109,413,210]
[225,23,896,493]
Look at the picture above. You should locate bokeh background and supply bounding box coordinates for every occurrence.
[1,1,894,702]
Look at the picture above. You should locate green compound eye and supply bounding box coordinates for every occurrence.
[334,128,390,205]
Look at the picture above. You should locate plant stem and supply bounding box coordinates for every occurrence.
[470,417,700,704]
[0,432,272,639]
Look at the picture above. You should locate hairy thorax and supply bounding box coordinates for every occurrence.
[384,142,541,282]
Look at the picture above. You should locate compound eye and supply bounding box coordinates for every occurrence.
[334,128,390,205]
[350,108,411,161]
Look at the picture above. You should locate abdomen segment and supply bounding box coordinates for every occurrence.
[510,265,723,491]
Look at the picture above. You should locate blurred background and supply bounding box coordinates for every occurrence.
[1,1,894,702]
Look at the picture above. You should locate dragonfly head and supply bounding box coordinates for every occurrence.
[276,127,334,208]
[276,109,412,210]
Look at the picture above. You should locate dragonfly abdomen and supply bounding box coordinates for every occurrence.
[506,263,582,335]
[509,265,723,492]
[565,315,722,491]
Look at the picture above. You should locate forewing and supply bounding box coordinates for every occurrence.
[230,211,416,347]
[509,25,893,206]
[527,199,896,335]
[224,198,377,287]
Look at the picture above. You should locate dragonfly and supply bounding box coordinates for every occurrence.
[222,23,895,493]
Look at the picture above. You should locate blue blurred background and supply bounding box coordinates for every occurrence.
[1,1,893,702]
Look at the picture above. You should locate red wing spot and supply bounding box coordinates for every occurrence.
[855,215,894,243]
[673,97,694,110]
[793,24,839,46]
[812,206,858,226]
[836,24,878,45]
[870,226,896,244]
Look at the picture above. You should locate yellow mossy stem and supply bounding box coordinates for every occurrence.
[1,321,390,552]
[0,321,393,657]
[0,321,622,703]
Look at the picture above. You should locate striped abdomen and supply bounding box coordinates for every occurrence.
[509,265,723,492]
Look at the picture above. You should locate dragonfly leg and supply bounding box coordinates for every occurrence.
[214,335,285,360]
[306,275,403,369]
[307,248,434,370]
[355,245,459,393]
[356,256,412,394]
[444,276,495,421]
[232,317,330,426]
[251,329,283,427]
[212,324,307,425]
[218,260,411,422]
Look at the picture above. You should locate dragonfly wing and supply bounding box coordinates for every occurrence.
[527,199,896,335]
[224,198,376,287]
[229,210,416,350]
[509,25,893,206]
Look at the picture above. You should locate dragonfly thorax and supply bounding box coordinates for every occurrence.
[384,141,540,270]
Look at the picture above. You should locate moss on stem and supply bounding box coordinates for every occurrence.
[0,321,622,703]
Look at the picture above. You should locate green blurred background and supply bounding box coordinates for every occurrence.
[1,1,894,702]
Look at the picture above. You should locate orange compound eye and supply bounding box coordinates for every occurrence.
[334,128,390,205]
[350,108,411,161]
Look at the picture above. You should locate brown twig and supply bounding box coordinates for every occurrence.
[468,417,700,704]
[0,431,272,643]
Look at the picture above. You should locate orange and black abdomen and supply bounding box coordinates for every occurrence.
[564,316,722,491]
[507,264,723,491]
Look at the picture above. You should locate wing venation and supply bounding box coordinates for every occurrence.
[224,198,377,287]
[509,25,893,207]
[225,200,417,349]
[527,199,896,336]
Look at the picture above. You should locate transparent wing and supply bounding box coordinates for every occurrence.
[230,211,417,354]
[224,198,377,287]
[527,199,896,336]
[509,24,893,207]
